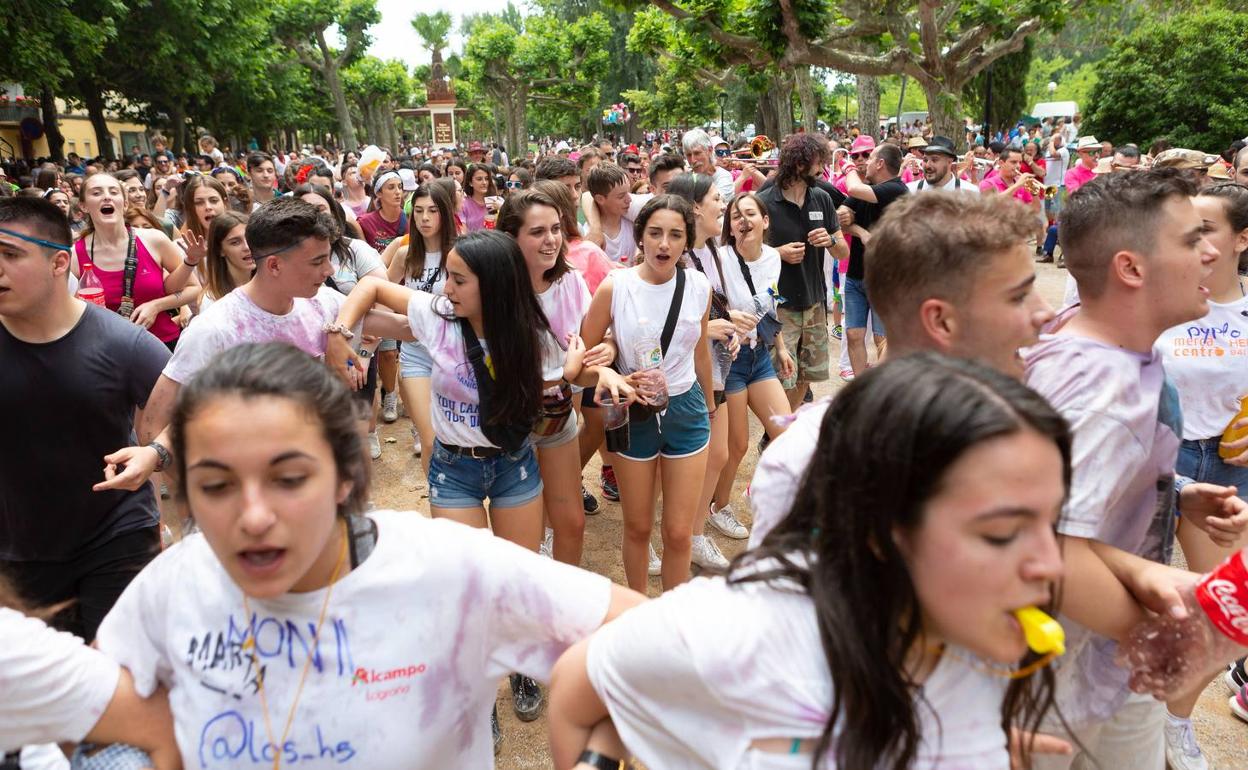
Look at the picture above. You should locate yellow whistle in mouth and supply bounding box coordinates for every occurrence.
[1015,606,1065,656]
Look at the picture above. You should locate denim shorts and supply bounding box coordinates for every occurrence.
[621,387,710,461]
[428,440,543,509]
[400,341,433,378]
[1177,438,1248,503]
[725,342,777,394]
[378,337,398,353]
[844,276,886,335]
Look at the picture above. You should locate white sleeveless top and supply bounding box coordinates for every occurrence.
[610,266,710,396]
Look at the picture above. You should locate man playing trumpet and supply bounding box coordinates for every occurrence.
[980,146,1045,217]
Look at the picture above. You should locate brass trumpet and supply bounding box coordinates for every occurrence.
[732,135,779,167]
[1025,178,1044,197]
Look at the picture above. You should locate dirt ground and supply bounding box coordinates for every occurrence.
[368,260,1245,769]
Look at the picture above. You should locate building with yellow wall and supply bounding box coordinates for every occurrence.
[0,89,153,161]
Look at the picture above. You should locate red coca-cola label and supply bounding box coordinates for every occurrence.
[1196,550,1248,647]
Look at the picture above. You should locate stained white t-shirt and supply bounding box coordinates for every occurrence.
[748,399,831,548]
[95,510,612,770]
[587,574,1009,770]
[1158,293,1248,439]
[406,292,563,447]
[601,194,651,266]
[537,270,592,381]
[165,286,345,384]
[1024,308,1182,728]
[721,244,783,347]
[0,608,120,751]
[610,266,710,397]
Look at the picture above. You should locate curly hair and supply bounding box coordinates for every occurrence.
[775,133,825,190]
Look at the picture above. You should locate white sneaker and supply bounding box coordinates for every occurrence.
[707,504,749,540]
[412,430,423,457]
[648,542,662,576]
[690,535,729,570]
[1163,715,1209,770]
[539,528,554,559]
[368,431,381,460]
[382,391,399,423]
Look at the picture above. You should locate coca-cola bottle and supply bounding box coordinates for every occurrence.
[1116,548,1248,699]
[77,263,107,307]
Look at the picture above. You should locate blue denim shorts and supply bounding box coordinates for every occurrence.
[844,276,886,335]
[1177,438,1248,502]
[621,387,711,461]
[400,341,433,378]
[428,440,543,509]
[725,342,777,394]
[378,337,397,353]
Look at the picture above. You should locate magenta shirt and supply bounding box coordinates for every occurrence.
[1065,163,1096,194]
[74,234,181,343]
[461,196,487,232]
[979,173,1035,204]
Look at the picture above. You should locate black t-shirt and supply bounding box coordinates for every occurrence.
[0,304,170,561]
[756,181,840,311]
[845,176,909,281]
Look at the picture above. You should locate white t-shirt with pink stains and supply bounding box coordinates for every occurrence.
[406,291,564,447]
[586,573,1009,770]
[537,270,592,381]
[95,509,612,770]
[164,286,345,384]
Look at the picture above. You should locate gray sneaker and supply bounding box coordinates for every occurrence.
[690,535,729,570]
[708,504,749,540]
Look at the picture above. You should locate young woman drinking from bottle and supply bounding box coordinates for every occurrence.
[549,354,1067,770]
[666,173,744,570]
[95,342,642,769]
[580,195,714,593]
[327,230,593,729]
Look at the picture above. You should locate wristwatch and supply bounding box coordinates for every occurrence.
[147,440,171,473]
[577,751,624,770]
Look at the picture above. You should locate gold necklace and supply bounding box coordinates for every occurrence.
[241,519,348,770]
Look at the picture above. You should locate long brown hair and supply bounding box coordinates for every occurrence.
[204,211,251,301]
[180,174,229,239]
[403,183,455,283]
[496,186,570,284]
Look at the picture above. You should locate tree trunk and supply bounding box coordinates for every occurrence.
[856,75,880,137]
[40,85,65,162]
[78,80,115,160]
[496,86,526,165]
[770,73,795,138]
[169,103,188,153]
[323,62,358,151]
[920,80,964,144]
[388,103,400,154]
[795,67,818,132]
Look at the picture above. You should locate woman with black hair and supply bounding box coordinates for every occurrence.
[462,162,499,232]
[550,353,1068,770]
[295,182,390,459]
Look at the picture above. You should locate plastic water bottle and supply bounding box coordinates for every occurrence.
[1117,548,1248,699]
[77,263,107,307]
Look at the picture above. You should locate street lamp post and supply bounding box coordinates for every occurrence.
[716,91,728,140]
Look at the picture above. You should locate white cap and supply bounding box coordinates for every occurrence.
[397,168,418,192]
[555,140,571,152]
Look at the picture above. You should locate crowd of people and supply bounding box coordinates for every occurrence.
[3,117,1248,770]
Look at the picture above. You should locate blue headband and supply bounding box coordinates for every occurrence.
[0,226,71,252]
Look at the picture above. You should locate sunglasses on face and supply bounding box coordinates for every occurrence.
[627,166,644,174]
[505,180,523,189]
[850,152,870,160]
[714,148,731,157]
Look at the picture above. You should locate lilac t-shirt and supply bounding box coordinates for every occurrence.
[164,286,344,384]
[1024,311,1182,728]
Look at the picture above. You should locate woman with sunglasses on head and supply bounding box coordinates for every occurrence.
[378,182,457,469]
[1155,182,1248,768]
[666,173,745,570]
[550,354,1068,770]
[463,163,500,232]
[72,173,200,350]
[95,342,642,769]
[198,211,252,314]
[580,195,714,593]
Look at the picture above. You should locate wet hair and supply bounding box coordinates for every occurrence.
[170,343,370,519]
[586,162,628,198]
[632,194,695,265]
[466,163,498,198]
[735,352,1070,770]
[497,187,570,284]
[180,174,229,239]
[404,182,455,283]
[775,133,826,190]
[719,192,769,248]
[535,157,579,182]
[648,153,686,185]
[1060,168,1199,299]
[204,211,251,301]
[1199,182,1248,272]
[246,196,334,261]
[866,193,1038,338]
[0,197,72,251]
[442,230,551,426]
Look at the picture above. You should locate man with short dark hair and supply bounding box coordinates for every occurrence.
[646,153,684,195]
[1113,144,1142,171]
[584,163,642,265]
[619,152,644,184]
[246,151,277,208]
[837,141,908,376]
[0,197,169,640]
[535,157,581,197]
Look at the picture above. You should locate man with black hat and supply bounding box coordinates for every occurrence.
[907,136,980,194]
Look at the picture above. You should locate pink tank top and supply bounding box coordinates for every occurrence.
[75,232,182,343]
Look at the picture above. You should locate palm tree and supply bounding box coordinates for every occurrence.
[412,11,453,61]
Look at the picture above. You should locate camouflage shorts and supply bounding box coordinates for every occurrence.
[771,304,829,389]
